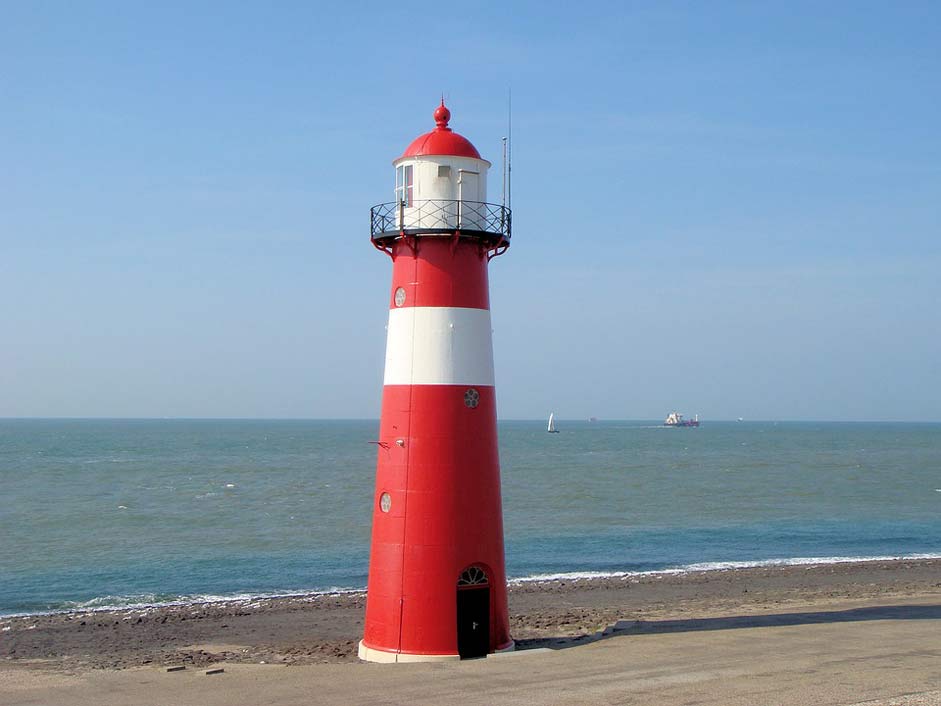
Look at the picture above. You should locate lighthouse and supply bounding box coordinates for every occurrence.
[359,101,513,663]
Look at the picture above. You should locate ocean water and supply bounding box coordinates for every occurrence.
[1,419,939,616]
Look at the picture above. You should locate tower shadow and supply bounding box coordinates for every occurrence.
[514,604,941,652]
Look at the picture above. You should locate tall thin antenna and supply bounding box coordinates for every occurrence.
[501,137,508,208]
[507,88,512,212]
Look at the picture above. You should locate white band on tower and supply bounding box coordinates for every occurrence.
[383,307,495,386]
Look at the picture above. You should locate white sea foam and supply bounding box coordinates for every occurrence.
[0,587,365,619]
[510,569,686,584]
[509,552,941,585]
[5,553,940,618]
[681,553,941,571]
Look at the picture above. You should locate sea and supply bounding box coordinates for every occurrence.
[1,419,939,617]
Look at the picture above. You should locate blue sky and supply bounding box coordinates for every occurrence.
[1,1,938,420]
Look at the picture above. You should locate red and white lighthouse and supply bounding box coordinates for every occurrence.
[359,101,513,662]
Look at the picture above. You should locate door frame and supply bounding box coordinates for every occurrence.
[456,565,491,658]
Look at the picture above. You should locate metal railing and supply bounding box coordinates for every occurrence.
[370,199,511,243]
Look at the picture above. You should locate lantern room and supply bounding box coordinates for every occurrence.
[370,101,511,254]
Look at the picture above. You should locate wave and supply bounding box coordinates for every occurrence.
[509,552,941,584]
[4,552,940,619]
[0,587,364,619]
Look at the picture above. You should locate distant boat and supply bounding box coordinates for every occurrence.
[547,412,560,433]
[737,417,744,422]
[664,412,700,427]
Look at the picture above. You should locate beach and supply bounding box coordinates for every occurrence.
[2,558,939,704]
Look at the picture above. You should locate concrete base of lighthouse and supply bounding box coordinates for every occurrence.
[358,640,515,663]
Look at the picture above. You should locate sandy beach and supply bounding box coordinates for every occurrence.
[2,558,939,704]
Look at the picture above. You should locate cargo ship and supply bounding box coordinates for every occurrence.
[664,412,700,427]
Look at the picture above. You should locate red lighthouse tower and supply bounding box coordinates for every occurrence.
[359,101,513,663]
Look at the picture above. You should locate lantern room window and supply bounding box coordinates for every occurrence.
[395,164,414,207]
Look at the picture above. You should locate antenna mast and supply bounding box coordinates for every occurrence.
[507,89,512,211]
[501,137,507,208]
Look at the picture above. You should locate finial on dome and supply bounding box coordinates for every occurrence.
[434,99,451,130]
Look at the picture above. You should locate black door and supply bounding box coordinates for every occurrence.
[456,586,490,658]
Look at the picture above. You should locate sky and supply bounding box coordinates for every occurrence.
[1,1,939,421]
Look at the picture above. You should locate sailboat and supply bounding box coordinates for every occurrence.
[547,412,560,433]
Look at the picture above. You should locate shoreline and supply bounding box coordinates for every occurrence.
[5,552,940,620]
[2,557,939,673]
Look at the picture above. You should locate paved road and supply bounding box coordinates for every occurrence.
[2,600,939,705]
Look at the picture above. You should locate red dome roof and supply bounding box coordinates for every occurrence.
[399,101,482,160]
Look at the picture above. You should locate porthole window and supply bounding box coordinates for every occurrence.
[393,287,406,307]
[379,492,392,513]
[464,388,479,408]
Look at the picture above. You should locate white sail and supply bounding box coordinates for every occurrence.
[547,412,556,433]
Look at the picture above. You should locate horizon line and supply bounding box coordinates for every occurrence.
[1,416,939,424]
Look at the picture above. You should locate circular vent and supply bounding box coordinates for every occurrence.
[464,388,480,408]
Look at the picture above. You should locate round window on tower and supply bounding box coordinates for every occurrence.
[379,492,392,513]
[464,388,480,408]
[393,287,406,307]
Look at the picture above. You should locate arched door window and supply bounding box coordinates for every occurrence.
[457,566,489,587]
